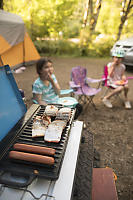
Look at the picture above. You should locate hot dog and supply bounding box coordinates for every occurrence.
[13,143,55,156]
[9,151,54,165]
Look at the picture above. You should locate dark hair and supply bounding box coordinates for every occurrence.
[36,58,52,75]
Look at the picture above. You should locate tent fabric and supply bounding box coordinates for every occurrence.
[0,9,25,49]
[0,10,40,68]
[0,35,11,54]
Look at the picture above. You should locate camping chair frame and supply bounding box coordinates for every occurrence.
[69,66,103,109]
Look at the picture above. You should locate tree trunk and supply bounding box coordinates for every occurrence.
[116,0,133,41]
[89,0,102,33]
[82,0,91,28]
[82,0,102,34]
[0,0,3,9]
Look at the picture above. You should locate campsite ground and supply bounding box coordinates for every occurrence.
[14,57,133,200]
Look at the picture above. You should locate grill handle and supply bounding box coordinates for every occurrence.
[0,171,36,187]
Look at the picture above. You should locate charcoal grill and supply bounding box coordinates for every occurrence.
[0,65,75,188]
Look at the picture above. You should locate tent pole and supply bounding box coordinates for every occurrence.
[0,56,4,65]
[23,39,25,66]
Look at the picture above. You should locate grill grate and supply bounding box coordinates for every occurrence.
[0,105,75,183]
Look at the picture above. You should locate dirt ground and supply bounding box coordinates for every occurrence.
[14,57,133,200]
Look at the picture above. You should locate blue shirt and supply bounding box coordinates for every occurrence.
[32,74,59,104]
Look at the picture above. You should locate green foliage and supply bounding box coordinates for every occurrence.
[3,0,133,57]
[96,0,121,36]
[63,21,80,38]
[4,0,78,39]
[34,39,81,56]
[91,36,115,57]
[34,37,114,58]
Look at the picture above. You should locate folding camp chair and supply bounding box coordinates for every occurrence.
[101,65,111,99]
[101,65,125,103]
[69,66,102,109]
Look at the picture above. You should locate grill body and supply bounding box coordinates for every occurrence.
[0,104,75,187]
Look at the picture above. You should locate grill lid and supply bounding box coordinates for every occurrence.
[0,65,26,155]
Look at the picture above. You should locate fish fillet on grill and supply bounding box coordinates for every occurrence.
[44,120,67,142]
[56,107,71,120]
[44,105,58,116]
[32,115,51,138]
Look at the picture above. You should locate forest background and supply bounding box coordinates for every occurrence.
[1,0,133,57]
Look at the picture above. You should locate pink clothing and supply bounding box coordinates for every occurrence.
[107,62,126,88]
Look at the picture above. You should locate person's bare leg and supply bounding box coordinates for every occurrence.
[123,85,131,109]
[104,86,123,100]
[123,85,128,101]
[102,86,123,108]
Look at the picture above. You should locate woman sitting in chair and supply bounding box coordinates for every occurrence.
[32,58,82,119]
[102,49,131,109]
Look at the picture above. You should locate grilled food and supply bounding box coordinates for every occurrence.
[9,151,55,165]
[115,80,128,85]
[32,115,51,137]
[41,114,51,126]
[56,107,71,120]
[13,143,55,156]
[44,120,67,143]
[44,105,58,116]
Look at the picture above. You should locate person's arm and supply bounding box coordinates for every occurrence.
[120,64,126,81]
[32,81,47,106]
[121,71,127,81]
[48,73,60,95]
[108,62,115,78]
[34,93,47,106]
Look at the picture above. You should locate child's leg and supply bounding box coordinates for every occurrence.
[104,86,123,100]
[123,85,131,108]
[123,85,129,101]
